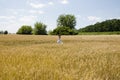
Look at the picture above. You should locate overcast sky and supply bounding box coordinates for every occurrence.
[0,0,120,33]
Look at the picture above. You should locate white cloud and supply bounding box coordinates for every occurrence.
[27,0,54,9]
[7,9,18,15]
[0,15,37,33]
[61,0,69,4]
[13,12,18,15]
[0,16,16,20]
[29,10,44,14]
[30,3,46,8]
[0,20,21,33]
[76,15,81,18]
[48,2,54,5]
[19,15,36,24]
[9,20,16,23]
[109,17,120,20]
[88,16,101,22]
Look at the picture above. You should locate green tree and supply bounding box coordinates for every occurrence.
[4,30,8,34]
[17,25,32,34]
[51,26,78,35]
[33,22,47,35]
[57,14,76,29]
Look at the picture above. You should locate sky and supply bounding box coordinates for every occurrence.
[0,0,120,33]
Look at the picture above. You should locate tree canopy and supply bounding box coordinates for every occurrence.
[50,26,78,35]
[57,14,76,29]
[17,25,32,34]
[33,22,47,35]
[4,30,8,34]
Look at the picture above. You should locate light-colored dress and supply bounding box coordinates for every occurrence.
[57,35,63,44]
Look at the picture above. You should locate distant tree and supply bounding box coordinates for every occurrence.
[33,22,47,35]
[57,14,76,29]
[79,19,120,32]
[48,30,53,35]
[4,30,8,34]
[0,31,4,34]
[17,25,32,34]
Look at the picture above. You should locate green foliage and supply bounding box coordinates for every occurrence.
[50,14,77,35]
[79,19,120,32]
[78,31,120,35]
[57,14,76,29]
[50,26,78,35]
[33,22,47,35]
[4,30,8,34]
[0,30,8,34]
[17,25,32,34]
[48,30,53,35]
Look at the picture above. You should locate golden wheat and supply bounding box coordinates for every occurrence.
[0,35,120,80]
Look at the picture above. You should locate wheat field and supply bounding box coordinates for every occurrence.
[0,35,120,80]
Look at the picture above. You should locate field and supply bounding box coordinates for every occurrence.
[0,35,120,80]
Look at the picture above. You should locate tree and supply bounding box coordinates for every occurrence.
[57,14,76,29]
[33,22,47,35]
[4,30,8,34]
[0,31,4,34]
[51,26,78,35]
[52,27,70,35]
[17,25,32,34]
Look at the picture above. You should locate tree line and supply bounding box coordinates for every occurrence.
[17,22,47,35]
[0,30,8,34]
[79,19,120,32]
[12,14,120,35]
[16,14,78,35]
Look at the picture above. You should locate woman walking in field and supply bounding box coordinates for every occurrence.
[57,34,63,44]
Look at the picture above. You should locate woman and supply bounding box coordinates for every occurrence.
[57,34,63,44]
